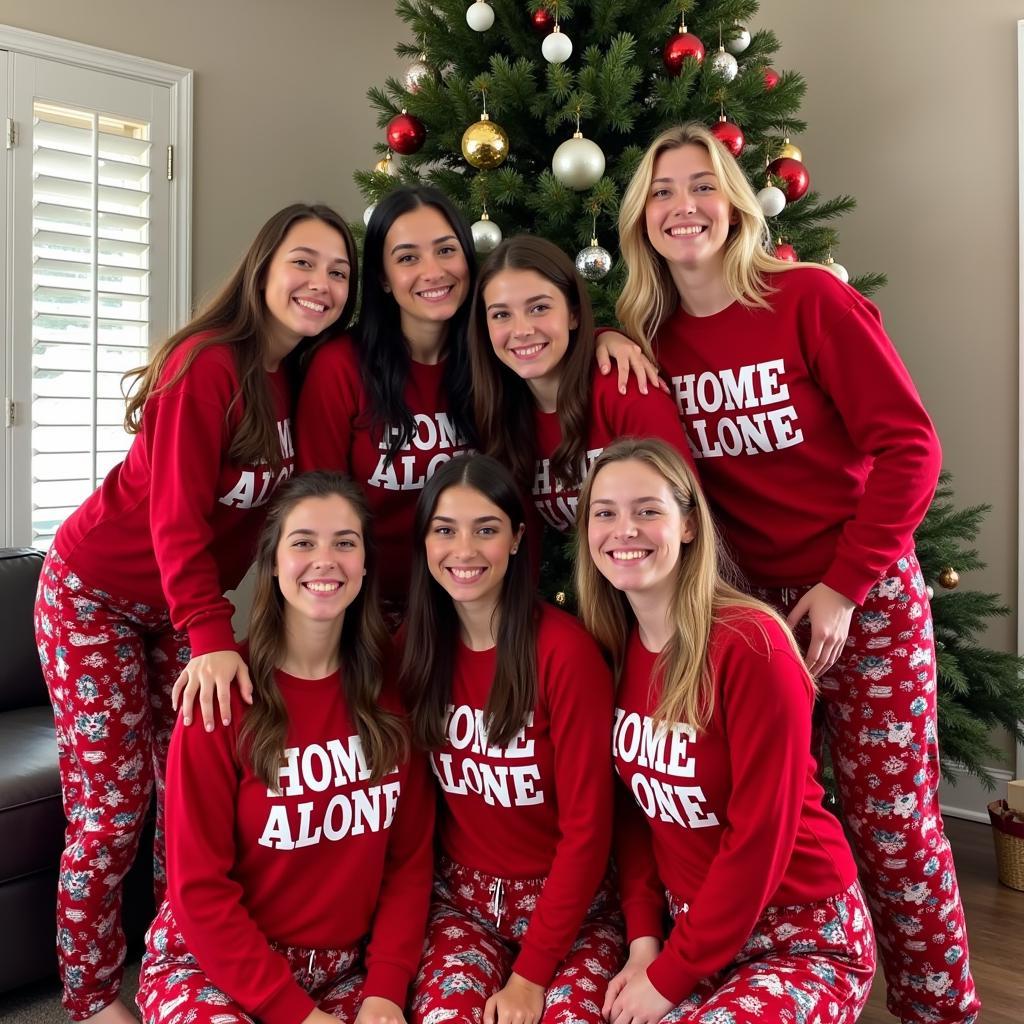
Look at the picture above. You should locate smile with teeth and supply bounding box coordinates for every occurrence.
[669,225,706,237]
[609,549,652,562]
[303,579,342,593]
[510,341,547,359]
[447,566,486,581]
[295,297,328,313]
[417,285,454,300]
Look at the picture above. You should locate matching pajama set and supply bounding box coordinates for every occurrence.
[654,267,980,1023]
[33,336,295,1019]
[614,612,877,1022]
[136,670,434,1024]
[296,334,470,610]
[412,604,625,1024]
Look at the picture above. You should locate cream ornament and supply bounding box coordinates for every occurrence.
[471,210,503,253]
[465,0,495,32]
[363,204,376,226]
[824,255,849,283]
[542,25,573,64]
[726,24,751,54]
[756,185,786,217]
[552,131,605,190]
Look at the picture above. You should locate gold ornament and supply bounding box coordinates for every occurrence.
[373,151,398,176]
[461,112,509,170]
[779,136,803,161]
[555,591,566,606]
[938,567,960,590]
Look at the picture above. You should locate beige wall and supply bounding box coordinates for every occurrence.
[759,1,1020,772]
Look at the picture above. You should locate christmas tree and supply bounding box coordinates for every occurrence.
[355,0,1024,786]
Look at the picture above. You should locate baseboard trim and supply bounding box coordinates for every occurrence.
[939,762,1015,823]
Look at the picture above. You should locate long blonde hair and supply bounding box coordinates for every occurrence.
[575,438,808,731]
[616,122,809,359]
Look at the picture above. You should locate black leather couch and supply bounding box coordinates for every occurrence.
[0,547,153,995]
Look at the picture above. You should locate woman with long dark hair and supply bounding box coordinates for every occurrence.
[402,454,623,1024]
[469,235,693,535]
[136,471,433,1024]
[34,204,356,1024]
[577,438,874,1024]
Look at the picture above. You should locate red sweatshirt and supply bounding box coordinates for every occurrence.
[431,603,614,987]
[654,268,941,604]
[296,335,470,603]
[54,336,295,654]
[164,668,434,1024]
[613,610,858,1005]
[533,369,695,532]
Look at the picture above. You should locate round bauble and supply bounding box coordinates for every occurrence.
[774,242,798,262]
[938,566,960,590]
[404,60,431,94]
[824,256,849,283]
[575,241,613,281]
[710,116,744,157]
[471,212,503,253]
[531,6,554,35]
[466,0,495,32]
[386,110,426,155]
[373,153,398,176]
[710,46,738,82]
[552,133,605,190]
[461,114,509,169]
[763,66,781,90]
[363,204,376,226]
[767,156,810,202]
[663,30,705,75]
[726,24,751,54]
[756,185,786,217]
[779,137,803,161]
[542,26,573,63]
[926,585,934,600]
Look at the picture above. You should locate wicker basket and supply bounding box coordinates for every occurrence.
[988,800,1024,891]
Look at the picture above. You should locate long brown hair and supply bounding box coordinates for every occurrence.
[124,204,358,469]
[401,454,538,750]
[241,471,406,789]
[469,235,596,493]
[575,438,807,732]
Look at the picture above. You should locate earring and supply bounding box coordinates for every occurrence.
[510,545,519,555]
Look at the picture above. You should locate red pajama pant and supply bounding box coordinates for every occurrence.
[412,856,625,1024]
[34,548,188,1020]
[757,551,980,1024]
[137,900,368,1024]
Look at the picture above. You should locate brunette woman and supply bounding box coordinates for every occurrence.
[34,204,356,1024]
[607,123,978,1024]
[578,438,874,1024]
[402,455,623,1024]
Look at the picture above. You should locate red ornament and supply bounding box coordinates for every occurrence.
[663,30,705,76]
[386,110,426,155]
[710,116,745,158]
[767,156,810,201]
[774,242,798,262]
[763,66,781,90]
[531,7,554,35]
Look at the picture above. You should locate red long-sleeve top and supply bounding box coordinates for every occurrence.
[431,603,614,987]
[163,668,434,1024]
[532,369,696,532]
[653,268,941,604]
[54,335,295,654]
[295,335,470,603]
[613,610,858,1005]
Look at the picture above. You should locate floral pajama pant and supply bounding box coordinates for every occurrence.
[412,856,625,1024]
[34,548,189,1020]
[756,551,980,1024]
[137,900,368,1024]
[659,882,875,1023]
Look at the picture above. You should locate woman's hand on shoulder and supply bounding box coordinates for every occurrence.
[172,649,252,731]
[595,331,668,397]
[786,582,855,678]
[354,997,407,1024]
[483,972,545,1024]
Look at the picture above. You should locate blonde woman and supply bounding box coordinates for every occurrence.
[606,123,979,1024]
[576,437,873,1024]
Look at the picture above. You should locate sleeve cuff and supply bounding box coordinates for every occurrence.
[622,899,666,946]
[254,981,316,1024]
[646,948,698,1008]
[822,558,876,607]
[187,614,240,657]
[511,943,559,989]
[363,962,412,1006]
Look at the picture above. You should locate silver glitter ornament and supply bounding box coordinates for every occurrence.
[575,239,612,281]
[404,60,431,93]
[710,46,738,82]
[471,211,503,253]
[552,131,606,191]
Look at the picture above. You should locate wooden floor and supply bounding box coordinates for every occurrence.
[859,816,1023,1023]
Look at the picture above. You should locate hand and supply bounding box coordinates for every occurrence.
[171,649,252,730]
[354,996,407,1024]
[603,937,660,1021]
[302,1010,343,1024]
[786,582,855,678]
[595,331,668,396]
[483,972,545,1024]
[605,961,673,1024]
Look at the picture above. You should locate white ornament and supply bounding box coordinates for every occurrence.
[471,212,503,253]
[575,241,613,281]
[710,47,738,82]
[726,25,751,54]
[926,585,934,600]
[756,185,786,217]
[404,60,431,93]
[827,259,850,283]
[542,26,573,64]
[363,204,376,226]
[552,132,606,190]
[466,0,495,32]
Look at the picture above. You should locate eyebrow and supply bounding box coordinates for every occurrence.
[591,496,666,505]
[286,528,361,538]
[390,234,458,255]
[287,246,350,266]
[486,293,554,310]
[651,171,716,185]
[431,514,503,525]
